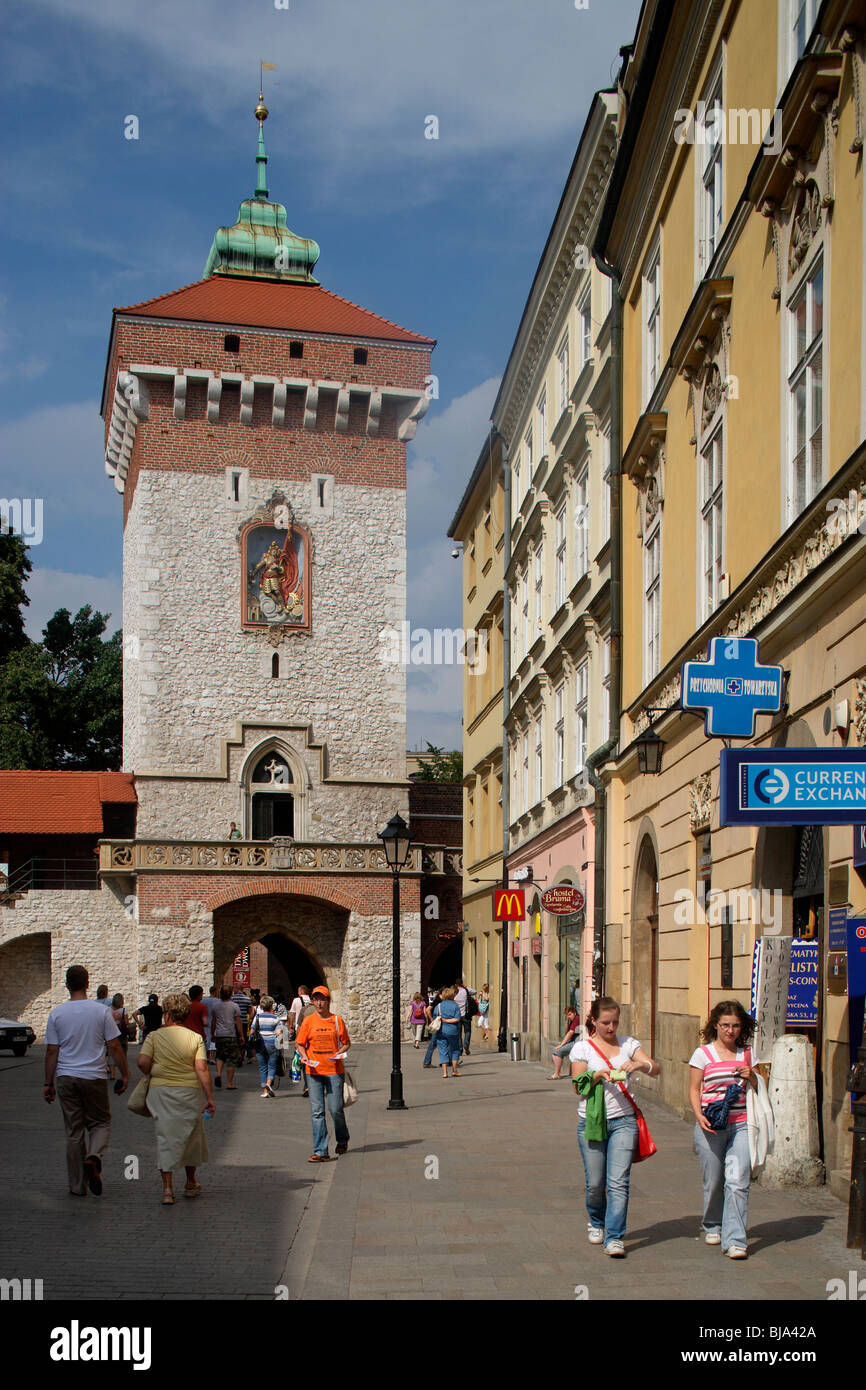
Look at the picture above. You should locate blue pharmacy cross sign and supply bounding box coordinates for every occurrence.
[681,638,783,738]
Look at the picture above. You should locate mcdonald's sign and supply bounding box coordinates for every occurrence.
[493,888,525,921]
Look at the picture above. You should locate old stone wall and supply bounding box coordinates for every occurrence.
[0,885,139,1035]
[123,469,407,801]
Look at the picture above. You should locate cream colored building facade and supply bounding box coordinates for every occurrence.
[596,0,866,1192]
[449,434,506,1045]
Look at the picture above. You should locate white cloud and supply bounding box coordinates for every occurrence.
[25,568,122,639]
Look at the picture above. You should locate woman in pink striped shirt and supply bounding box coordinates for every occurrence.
[689,1000,759,1259]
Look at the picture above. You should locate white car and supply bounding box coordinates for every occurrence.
[0,1019,36,1057]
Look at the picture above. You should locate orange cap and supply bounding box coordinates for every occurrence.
[311,986,331,999]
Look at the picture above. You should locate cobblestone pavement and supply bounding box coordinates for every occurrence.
[0,1043,854,1302]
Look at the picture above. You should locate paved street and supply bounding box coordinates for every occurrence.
[0,1042,852,1302]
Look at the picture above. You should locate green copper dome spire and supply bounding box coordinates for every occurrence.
[203,95,320,283]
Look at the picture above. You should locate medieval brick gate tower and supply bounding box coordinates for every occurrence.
[0,96,464,1040]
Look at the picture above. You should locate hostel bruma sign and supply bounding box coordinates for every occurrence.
[493,888,525,921]
[681,637,783,737]
[540,886,585,916]
[721,748,866,826]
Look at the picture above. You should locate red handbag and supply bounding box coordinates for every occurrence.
[587,1037,658,1163]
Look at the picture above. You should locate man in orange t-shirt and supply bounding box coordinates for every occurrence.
[295,987,351,1162]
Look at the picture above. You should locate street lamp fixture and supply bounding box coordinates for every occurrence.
[378,812,413,1109]
[636,722,665,775]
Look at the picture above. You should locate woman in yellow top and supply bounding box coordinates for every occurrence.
[137,992,215,1205]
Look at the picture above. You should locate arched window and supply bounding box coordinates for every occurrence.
[271,652,279,678]
[250,753,294,840]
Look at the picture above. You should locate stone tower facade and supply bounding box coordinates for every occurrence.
[92,106,439,1034]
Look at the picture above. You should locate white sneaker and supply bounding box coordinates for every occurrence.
[726,1246,748,1259]
[704,1231,722,1245]
[587,1224,604,1245]
[604,1240,626,1257]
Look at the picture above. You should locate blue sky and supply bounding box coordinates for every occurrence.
[0,0,641,749]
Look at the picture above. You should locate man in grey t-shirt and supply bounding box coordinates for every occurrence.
[44,965,129,1197]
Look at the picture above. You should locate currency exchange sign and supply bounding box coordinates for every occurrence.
[720,748,866,826]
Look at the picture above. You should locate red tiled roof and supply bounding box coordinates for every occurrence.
[0,772,136,835]
[116,277,435,346]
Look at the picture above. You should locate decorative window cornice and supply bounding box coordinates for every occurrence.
[623,412,667,539]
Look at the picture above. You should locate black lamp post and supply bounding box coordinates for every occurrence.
[378,812,413,1110]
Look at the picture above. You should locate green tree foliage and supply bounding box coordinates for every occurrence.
[0,554,122,770]
[415,742,463,782]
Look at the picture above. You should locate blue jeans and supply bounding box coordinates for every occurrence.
[423,1031,438,1065]
[693,1121,750,1249]
[576,1113,638,1244]
[257,1041,278,1087]
[307,1071,349,1156]
[461,1015,472,1051]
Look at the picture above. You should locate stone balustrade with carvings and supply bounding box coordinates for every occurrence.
[98,840,462,876]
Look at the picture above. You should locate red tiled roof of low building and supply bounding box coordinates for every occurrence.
[0,771,136,835]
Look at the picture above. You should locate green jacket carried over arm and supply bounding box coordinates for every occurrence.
[573,1072,607,1142]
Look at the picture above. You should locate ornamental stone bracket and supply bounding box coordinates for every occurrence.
[748,55,842,299]
[670,280,733,445]
[105,371,150,493]
[105,366,431,493]
[688,773,713,832]
[838,26,865,153]
[99,839,463,877]
[622,412,667,539]
[855,677,866,744]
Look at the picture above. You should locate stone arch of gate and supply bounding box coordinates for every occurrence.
[0,930,51,1027]
[211,891,348,997]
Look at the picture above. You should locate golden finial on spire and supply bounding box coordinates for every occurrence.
[255,93,269,123]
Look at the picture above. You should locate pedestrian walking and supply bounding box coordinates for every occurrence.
[250,994,282,1097]
[136,992,215,1205]
[289,984,312,1038]
[475,983,491,1042]
[108,993,132,1081]
[186,985,208,1040]
[433,985,462,1078]
[210,986,244,1089]
[453,978,475,1055]
[689,999,759,1259]
[406,992,427,1048]
[548,1006,581,1079]
[232,986,253,1060]
[43,965,129,1198]
[203,986,219,1063]
[95,984,112,1007]
[422,988,443,1068]
[294,986,351,1161]
[570,995,659,1257]
[134,994,163,1041]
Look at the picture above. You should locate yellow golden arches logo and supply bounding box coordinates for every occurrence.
[493,888,525,921]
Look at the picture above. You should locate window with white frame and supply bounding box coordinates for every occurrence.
[601,635,611,743]
[700,425,724,620]
[554,684,565,788]
[574,660,588,776]
[511,738,519,818]
[514,452,521,506]
[600,416,612,543]
[555,503,567,608]
[788,257,823,520]
[643,239,661,405]
[578,285,592,371]
[697,64,724,276]
[524,423,534,479]
[534,541,543,631]
[575,464,589,579]
[521,568,529,657]
[537,389,547,457]
[522,730,529,815]
[644,522,661,682]
[535,716,543,804]
[511,585,519,663]
[791,0,818,67]
[557,332,570,414]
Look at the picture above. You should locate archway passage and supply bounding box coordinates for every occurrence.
[259,932,322,999]
[428,938,462,990]
[631,834,659,1057]
[0,932,51,1028]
